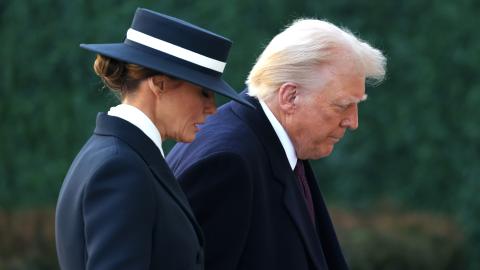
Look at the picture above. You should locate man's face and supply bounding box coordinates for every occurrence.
[286,64,366,160]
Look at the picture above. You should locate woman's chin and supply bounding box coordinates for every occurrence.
[176,132,196,143]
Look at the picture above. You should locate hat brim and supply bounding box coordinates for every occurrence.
[80,43,254,108]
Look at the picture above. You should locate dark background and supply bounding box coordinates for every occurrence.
[1,0,479,269]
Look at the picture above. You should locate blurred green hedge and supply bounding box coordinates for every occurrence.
[0,208,466,270]
[332,207,466,270]
[0,209,56,270]
[1,0,479,268]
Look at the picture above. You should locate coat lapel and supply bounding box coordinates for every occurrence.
[93,113,204,245]
[231,92,329,270]
[304,162,349,269]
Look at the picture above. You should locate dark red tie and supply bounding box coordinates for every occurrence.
[294,160,316,225]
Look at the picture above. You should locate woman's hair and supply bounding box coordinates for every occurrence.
[246,18,387,101]
[93,54,159,98]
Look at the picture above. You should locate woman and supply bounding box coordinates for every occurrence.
[55,8,252,270]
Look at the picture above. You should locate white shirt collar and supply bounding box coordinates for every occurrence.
[259,99,297,170]
[107,104,165,157]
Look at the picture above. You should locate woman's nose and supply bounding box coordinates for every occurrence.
[205,95,217,115]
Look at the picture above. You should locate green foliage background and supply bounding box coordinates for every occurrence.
[1,0,479,269]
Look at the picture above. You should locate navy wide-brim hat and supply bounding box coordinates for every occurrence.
[80,8,253,108]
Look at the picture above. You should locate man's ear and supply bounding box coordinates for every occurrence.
[147,75,165,98]
[277,82,298,114]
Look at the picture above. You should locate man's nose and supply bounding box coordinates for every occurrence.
[341,105,359,130]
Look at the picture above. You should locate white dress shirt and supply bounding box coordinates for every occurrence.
[259,100,297,170]
[107,104,165,157]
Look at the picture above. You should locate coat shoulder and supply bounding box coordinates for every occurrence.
[167,105,265,174]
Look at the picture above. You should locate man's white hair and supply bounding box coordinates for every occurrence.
[246,19,386,101]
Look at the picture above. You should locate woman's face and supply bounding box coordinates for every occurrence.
[160,79,217,142]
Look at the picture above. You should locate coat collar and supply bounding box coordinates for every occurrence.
[93,112,204,246]
[230,91,330,270]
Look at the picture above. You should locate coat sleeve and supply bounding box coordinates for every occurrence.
[82,154,156,270]
[177,152,253,270]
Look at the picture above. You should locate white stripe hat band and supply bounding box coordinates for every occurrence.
[79,8,254,108]
[126,28,226,73]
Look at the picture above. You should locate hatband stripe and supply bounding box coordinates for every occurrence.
[126,28,226,73]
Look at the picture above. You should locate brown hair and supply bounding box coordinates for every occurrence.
[93,54,159,98]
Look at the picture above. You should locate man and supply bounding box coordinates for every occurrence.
[167,19,386,270]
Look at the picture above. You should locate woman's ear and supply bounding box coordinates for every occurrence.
[147,75,165,98]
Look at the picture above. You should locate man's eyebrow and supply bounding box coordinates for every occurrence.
[337,94,368,105]
[359,94,368,102]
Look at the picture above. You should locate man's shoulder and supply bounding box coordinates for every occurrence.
[167,105,266,173]
[188,104,261,146]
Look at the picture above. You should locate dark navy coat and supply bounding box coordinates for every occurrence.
[167,93,348,270]
[56,113,204,270]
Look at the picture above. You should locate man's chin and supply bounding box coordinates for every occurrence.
[299,145,334,160]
